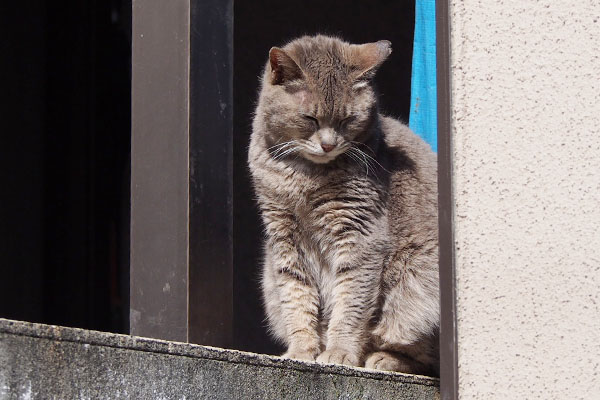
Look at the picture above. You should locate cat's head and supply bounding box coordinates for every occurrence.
[258,35,391,164]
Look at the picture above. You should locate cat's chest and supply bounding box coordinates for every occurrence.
[262,161,387,235]
[298,178,386,238]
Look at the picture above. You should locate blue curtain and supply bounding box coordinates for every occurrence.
[409,0,437,153]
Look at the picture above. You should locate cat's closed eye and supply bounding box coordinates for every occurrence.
[338,116,355,130]
[301,114,319,128]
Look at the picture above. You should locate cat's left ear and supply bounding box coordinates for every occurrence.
[350,40,392,80]
[269,47,304,85]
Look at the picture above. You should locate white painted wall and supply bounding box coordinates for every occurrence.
[449,1,600,398]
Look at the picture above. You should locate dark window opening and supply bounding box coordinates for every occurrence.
[0,0,132,334]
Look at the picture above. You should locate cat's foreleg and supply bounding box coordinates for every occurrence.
[316,259,379,366]
[262,210,321,361]
[276,274,320,361]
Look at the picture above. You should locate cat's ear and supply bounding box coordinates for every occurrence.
[350,40,392,80]
[269,47,304,85]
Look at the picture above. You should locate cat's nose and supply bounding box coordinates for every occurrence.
[321,143,335,153]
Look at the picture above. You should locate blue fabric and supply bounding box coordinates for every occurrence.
[409,0,437,153]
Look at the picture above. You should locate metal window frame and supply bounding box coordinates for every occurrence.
[130,0,192,342]
[130,0,233,346]
[436,1,458,399]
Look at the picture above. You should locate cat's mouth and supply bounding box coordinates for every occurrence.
[300,145,348,164]
[302,152,338,164]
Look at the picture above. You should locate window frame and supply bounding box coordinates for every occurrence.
[130,0,234,345]
[435,1,459,399]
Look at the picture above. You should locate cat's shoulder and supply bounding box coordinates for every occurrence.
[379,115,425,151]
[378,114,437,176]
[379,114,437,182]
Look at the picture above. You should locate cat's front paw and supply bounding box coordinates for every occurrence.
[282,349,318,362]
[365,351,410,372]
[365,351,407,371]
[316,348,359,366]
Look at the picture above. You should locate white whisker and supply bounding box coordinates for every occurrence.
[270,141,298,159]
[354,148,373,177]
[267,142,290,151]
[273,146,300,161]
[350,143,391,174]
[345,148,369,177]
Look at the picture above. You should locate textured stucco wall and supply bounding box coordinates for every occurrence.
[449,1,600,398]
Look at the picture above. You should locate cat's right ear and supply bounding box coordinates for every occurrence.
[269,47,303,85]
[351,40,392,80]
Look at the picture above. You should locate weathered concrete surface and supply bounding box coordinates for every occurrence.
[0,319,439,399]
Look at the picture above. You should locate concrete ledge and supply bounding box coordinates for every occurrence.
[0,318,439,399]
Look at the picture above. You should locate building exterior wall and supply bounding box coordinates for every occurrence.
[449,1,600,398]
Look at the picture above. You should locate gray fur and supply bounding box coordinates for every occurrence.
[248,35,439,376]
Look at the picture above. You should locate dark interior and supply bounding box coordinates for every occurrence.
[0,0,414,355]
[0,1,131,333]
[233,0,415,354]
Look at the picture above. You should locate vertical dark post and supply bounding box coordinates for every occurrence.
[436,0,459,399]
[131,0,233,347]
[131,0,191,342]
[188,0,234,347]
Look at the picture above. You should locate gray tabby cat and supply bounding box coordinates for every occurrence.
[248,35,439,376]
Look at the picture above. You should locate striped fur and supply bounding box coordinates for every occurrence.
[248,36,439,376]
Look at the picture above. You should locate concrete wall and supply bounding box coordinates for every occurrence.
[0,319,439,399]
[449,1,600,398]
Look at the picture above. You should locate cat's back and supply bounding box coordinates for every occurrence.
[379,115,437,179]
[378,115,438,239]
